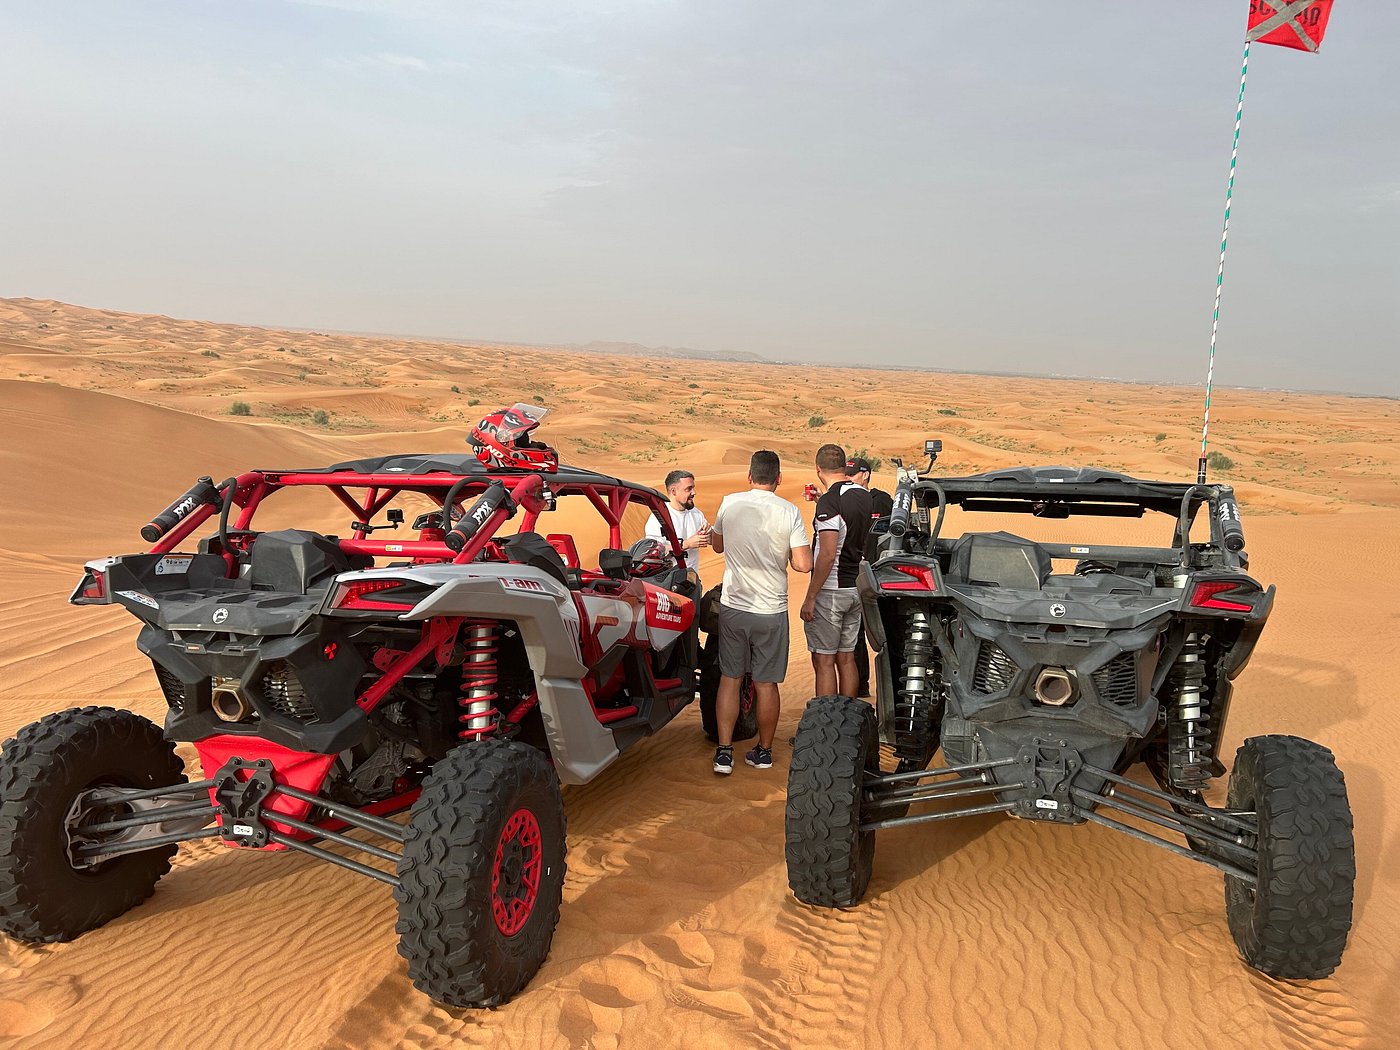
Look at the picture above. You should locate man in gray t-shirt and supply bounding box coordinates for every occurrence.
[708,450,812,775]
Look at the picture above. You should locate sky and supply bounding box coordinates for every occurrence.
[1,1,1396,395]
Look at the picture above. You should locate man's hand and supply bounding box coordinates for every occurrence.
[683,524,712,550]
[800,596,816,622]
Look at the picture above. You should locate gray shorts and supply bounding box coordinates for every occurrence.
[718,604,790,683]
[804,588,863,654]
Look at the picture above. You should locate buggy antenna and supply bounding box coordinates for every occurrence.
[1197,3,1337,485]
[1198,35,1251,486]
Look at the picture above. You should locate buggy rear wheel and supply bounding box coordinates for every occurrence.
[0,706,187,942]
[395,739,566,1007]
[785,696,879,907]
[697,633,758,743]
[1224,735,1355,979]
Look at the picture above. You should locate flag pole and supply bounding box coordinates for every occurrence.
[1199,36,1252,485]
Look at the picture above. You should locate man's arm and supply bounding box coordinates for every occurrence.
[800,531,838,619]
[789,543,812,573]
[710,505,725,554]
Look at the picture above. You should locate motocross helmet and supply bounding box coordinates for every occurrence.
[468,403,558,472]
[628,537,674,577]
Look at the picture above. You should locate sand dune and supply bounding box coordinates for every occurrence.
[1,299,1397,1049]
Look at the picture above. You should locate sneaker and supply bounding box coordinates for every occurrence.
[745,745,773,769]
[713,746,734,776]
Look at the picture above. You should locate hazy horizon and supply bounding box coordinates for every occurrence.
[2,1,1396,395]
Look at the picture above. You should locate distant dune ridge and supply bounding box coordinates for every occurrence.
[0,297,1397,1049]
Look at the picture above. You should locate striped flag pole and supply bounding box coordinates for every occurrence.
[1199,37,1251,485]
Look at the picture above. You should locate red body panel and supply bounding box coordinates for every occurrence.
[194,735,338,848]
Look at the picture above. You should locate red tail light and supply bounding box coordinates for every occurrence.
[882,564,938,591]
[330,578,421,611]
[1189,580,1255,613]
[73,570,107,604]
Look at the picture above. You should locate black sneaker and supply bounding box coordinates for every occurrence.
[745,744,773,769]
[713,746,734,776]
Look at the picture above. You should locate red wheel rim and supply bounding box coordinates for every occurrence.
[491,808,543,936]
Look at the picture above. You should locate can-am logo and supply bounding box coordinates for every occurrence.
[1049,603,1067,618]
[212,607,229,624]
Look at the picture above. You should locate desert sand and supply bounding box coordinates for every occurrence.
[0,297,1396,1049]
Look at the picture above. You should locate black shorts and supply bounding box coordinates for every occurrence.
[717,604,789,683]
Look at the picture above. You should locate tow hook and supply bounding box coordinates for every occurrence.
[214,757,276,847]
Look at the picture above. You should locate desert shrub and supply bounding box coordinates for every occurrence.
[684,406,696,415]
[312,409,330,426]
[1154,433,1167,442]
[451,385,460,393]
[849,448,883,471]
[230,402,251,416]
[937,408,958,416]
[687,382,699,389]
[1206,450,1234,471]
[468,398,480,406]
[200,349,219,358]
[808,415,825,428]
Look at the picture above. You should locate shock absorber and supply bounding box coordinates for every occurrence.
[457,620,501,740]
[1166,632,1212,789]
[893,607,940,764]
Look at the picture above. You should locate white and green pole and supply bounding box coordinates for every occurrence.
[1199,36,1251,485]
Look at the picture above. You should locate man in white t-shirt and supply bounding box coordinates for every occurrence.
[645,469,710,573]
[708,450,813,776]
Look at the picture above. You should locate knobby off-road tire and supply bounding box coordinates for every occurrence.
[698,634,758,744]
[786,696,879,907]
[1224,735,1355,980]
[0,706,186,942]
[395,739,567,1007]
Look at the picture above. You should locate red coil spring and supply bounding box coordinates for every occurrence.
[457,620,501,740]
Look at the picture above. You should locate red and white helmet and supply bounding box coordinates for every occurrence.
[468,403,558,472]
[628,537,674,577]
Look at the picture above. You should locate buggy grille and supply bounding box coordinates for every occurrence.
[972,643,1017,693]
[153,662,187,713]
[1092,654,1139,706]
[261,662,317,721]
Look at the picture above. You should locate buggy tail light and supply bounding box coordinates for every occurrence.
[881,564,938,592]
[330,577,425,612]
[1189,580,1256,613]
[71,569,107,605]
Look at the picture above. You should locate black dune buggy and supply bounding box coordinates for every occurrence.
[785,440,1355,980]
[0,405,732,1008]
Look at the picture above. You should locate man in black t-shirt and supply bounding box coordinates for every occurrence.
[845,457,889,698]
[800,444,872,697]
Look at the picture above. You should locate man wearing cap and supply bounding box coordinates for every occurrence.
[845,457,891,699]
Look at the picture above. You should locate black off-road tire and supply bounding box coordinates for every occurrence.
[1224,735,1355,980]
[395,739,567,1007]
[0,706,186,942]
[785,696,879,907]
[698,634,757,744]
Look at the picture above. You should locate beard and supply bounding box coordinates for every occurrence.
[680,496,695,510]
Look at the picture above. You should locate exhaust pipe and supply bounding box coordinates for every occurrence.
[1034,667,1074,706]
[211,677,253,722]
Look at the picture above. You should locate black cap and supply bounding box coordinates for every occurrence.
[845,457,871,475]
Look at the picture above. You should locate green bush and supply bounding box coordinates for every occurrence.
[230,402,251,416]
[200,349,219,358]
[451,385,460,394]
[807,415,825,428]
[684,406,696,415]
[849,448,883,472]
[1206,450,1234,471]
[687,382,699,389]
[937,408,958,416]
[1154,433,1167,442]
[468,398,480,406]
[312,409,330,426]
